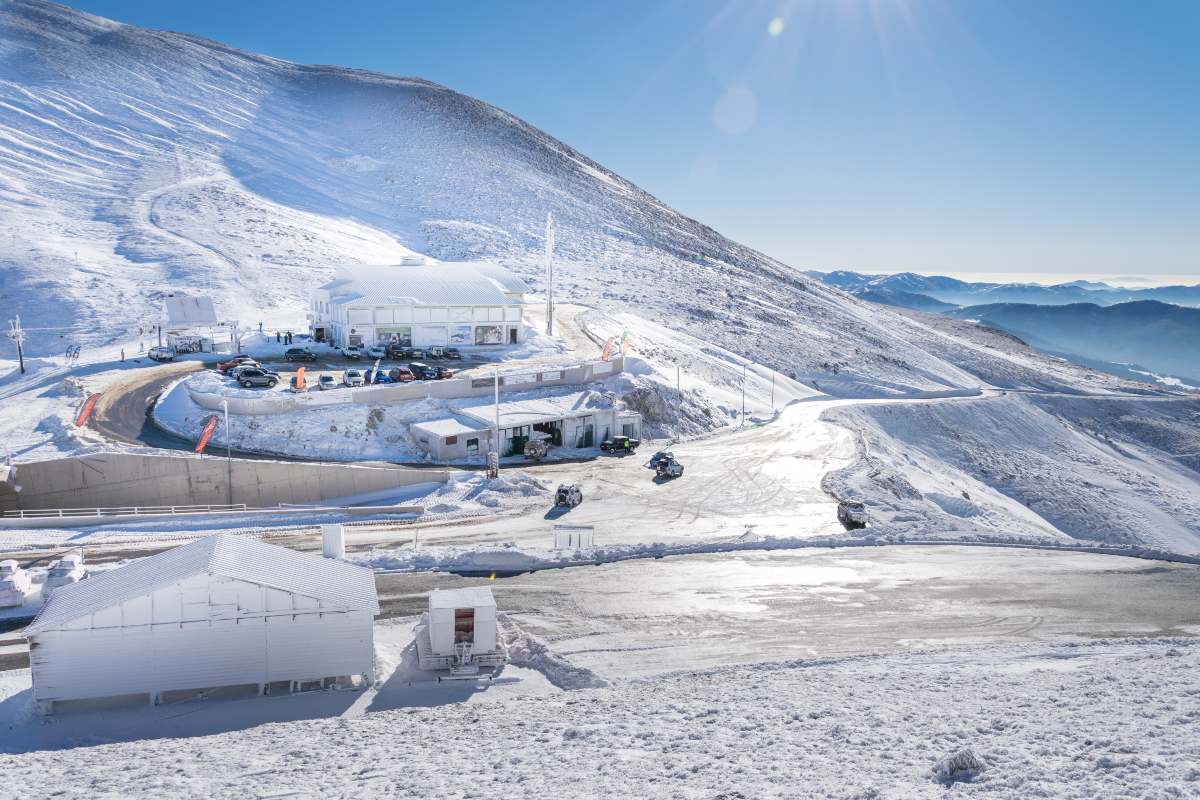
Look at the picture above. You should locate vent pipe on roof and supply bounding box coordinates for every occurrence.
[322,524,346,560]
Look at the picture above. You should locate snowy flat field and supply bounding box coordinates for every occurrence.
[2,637,1195,797]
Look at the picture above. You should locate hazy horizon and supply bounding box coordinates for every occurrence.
[836,270,1197,289]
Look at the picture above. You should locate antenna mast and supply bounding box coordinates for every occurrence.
[545,211,555,336]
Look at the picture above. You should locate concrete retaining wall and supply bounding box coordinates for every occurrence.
[188,358,625,416]
[0,453,447,513]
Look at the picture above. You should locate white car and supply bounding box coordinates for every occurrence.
[340,346,363,359]
[364,345,386,359]
[318,374,337,390]
[343,368,365,387]
[0,559,32,608]
[147,345,175,362]
[43,551,86,598]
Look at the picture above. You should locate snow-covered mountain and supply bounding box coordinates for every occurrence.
[808,270,1200,308]
[0,0,1108,399]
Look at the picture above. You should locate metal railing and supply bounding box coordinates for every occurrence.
[1,503,249,519]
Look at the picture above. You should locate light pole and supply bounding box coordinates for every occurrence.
[486,368,501,478]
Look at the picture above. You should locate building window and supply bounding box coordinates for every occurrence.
[445,435,458,445]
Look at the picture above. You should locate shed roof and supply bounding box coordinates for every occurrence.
[163,294,218,326]
[411,416,490,439]
[319,261,530,308]
[26,535,379,635]
[453,390,612,428]
[429,586,496,610]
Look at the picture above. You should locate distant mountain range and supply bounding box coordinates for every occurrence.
[807,271,1200,387]
[809,270,1200,308]
[946,301,1200,386]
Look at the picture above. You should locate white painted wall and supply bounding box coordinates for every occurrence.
[29,573,374,705]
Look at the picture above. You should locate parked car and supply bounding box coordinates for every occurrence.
[524,432,552,461]
[837,501,869,530]
[365,345,387,359]
[371,371,394,384]
[388,366,416,382]
[217,354,254,372]
[600,435,641,455]
[409,349,426,360]
[649,450,674,469]
[343,369,366,387]
[555,483,583,508]
[386,345,410,359]
[433,365,454,379]
[237,368,279,388]
[318,374,337,391]
[655,458,684,479]
[284,347,318,362]
[147,345,175,362]
[427,346,445,359]
[340,345,363,360]
[289,375,308,392]
[43,551,86,598]
[409,362,437,380]
[444,347,463,360]
[227,361,263,380]
[0,560,33,608]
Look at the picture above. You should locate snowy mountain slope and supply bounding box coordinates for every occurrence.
[825,394,1200,554]
[0,0,1106,400]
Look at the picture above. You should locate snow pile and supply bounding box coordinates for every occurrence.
[502,618,610,690]
[933,748,987,785]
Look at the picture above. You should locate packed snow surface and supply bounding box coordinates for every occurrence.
[1,637,1196,798]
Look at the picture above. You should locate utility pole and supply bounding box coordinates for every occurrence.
[544,211,555,336]
[483,369,501,478]
[6,317,26,375]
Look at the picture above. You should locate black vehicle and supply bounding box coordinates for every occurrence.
[600,435,641,455]
[433,365,454,379]
[408,361,438,380]
[283,347,317,362]
[648,450,674,468]
[238,368,279,388]
[444,347,463,360]
[386,345,410,360]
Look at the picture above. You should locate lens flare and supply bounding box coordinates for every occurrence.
[768,17,785,37]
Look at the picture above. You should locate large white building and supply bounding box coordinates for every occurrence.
[309,259,530,349]
[25,534,378,714]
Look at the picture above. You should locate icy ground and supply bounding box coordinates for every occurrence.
[1,636,1196,798]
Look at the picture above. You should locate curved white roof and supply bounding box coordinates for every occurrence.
[319,261,530,307]
[26,534,378,635]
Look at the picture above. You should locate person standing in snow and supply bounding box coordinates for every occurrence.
[276,331,281,343]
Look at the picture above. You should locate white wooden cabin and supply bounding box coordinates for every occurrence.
[415,586,505,673]
[24,534,378,714]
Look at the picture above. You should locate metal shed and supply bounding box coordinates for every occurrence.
[24,534,379,714]
[415,587,505,675]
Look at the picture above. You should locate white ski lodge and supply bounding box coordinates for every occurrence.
[309,259,530,349]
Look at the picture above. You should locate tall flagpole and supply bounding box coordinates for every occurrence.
[545,212,555,336]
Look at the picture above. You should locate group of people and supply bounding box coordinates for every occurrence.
[274,330,295,345]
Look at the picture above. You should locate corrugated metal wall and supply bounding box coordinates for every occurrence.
[30,574,373,703]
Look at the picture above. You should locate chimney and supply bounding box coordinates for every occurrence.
[322,524,346,559]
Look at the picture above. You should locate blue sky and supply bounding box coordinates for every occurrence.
[71,0,1199,280]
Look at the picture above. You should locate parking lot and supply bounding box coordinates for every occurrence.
[215,343,509,390]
